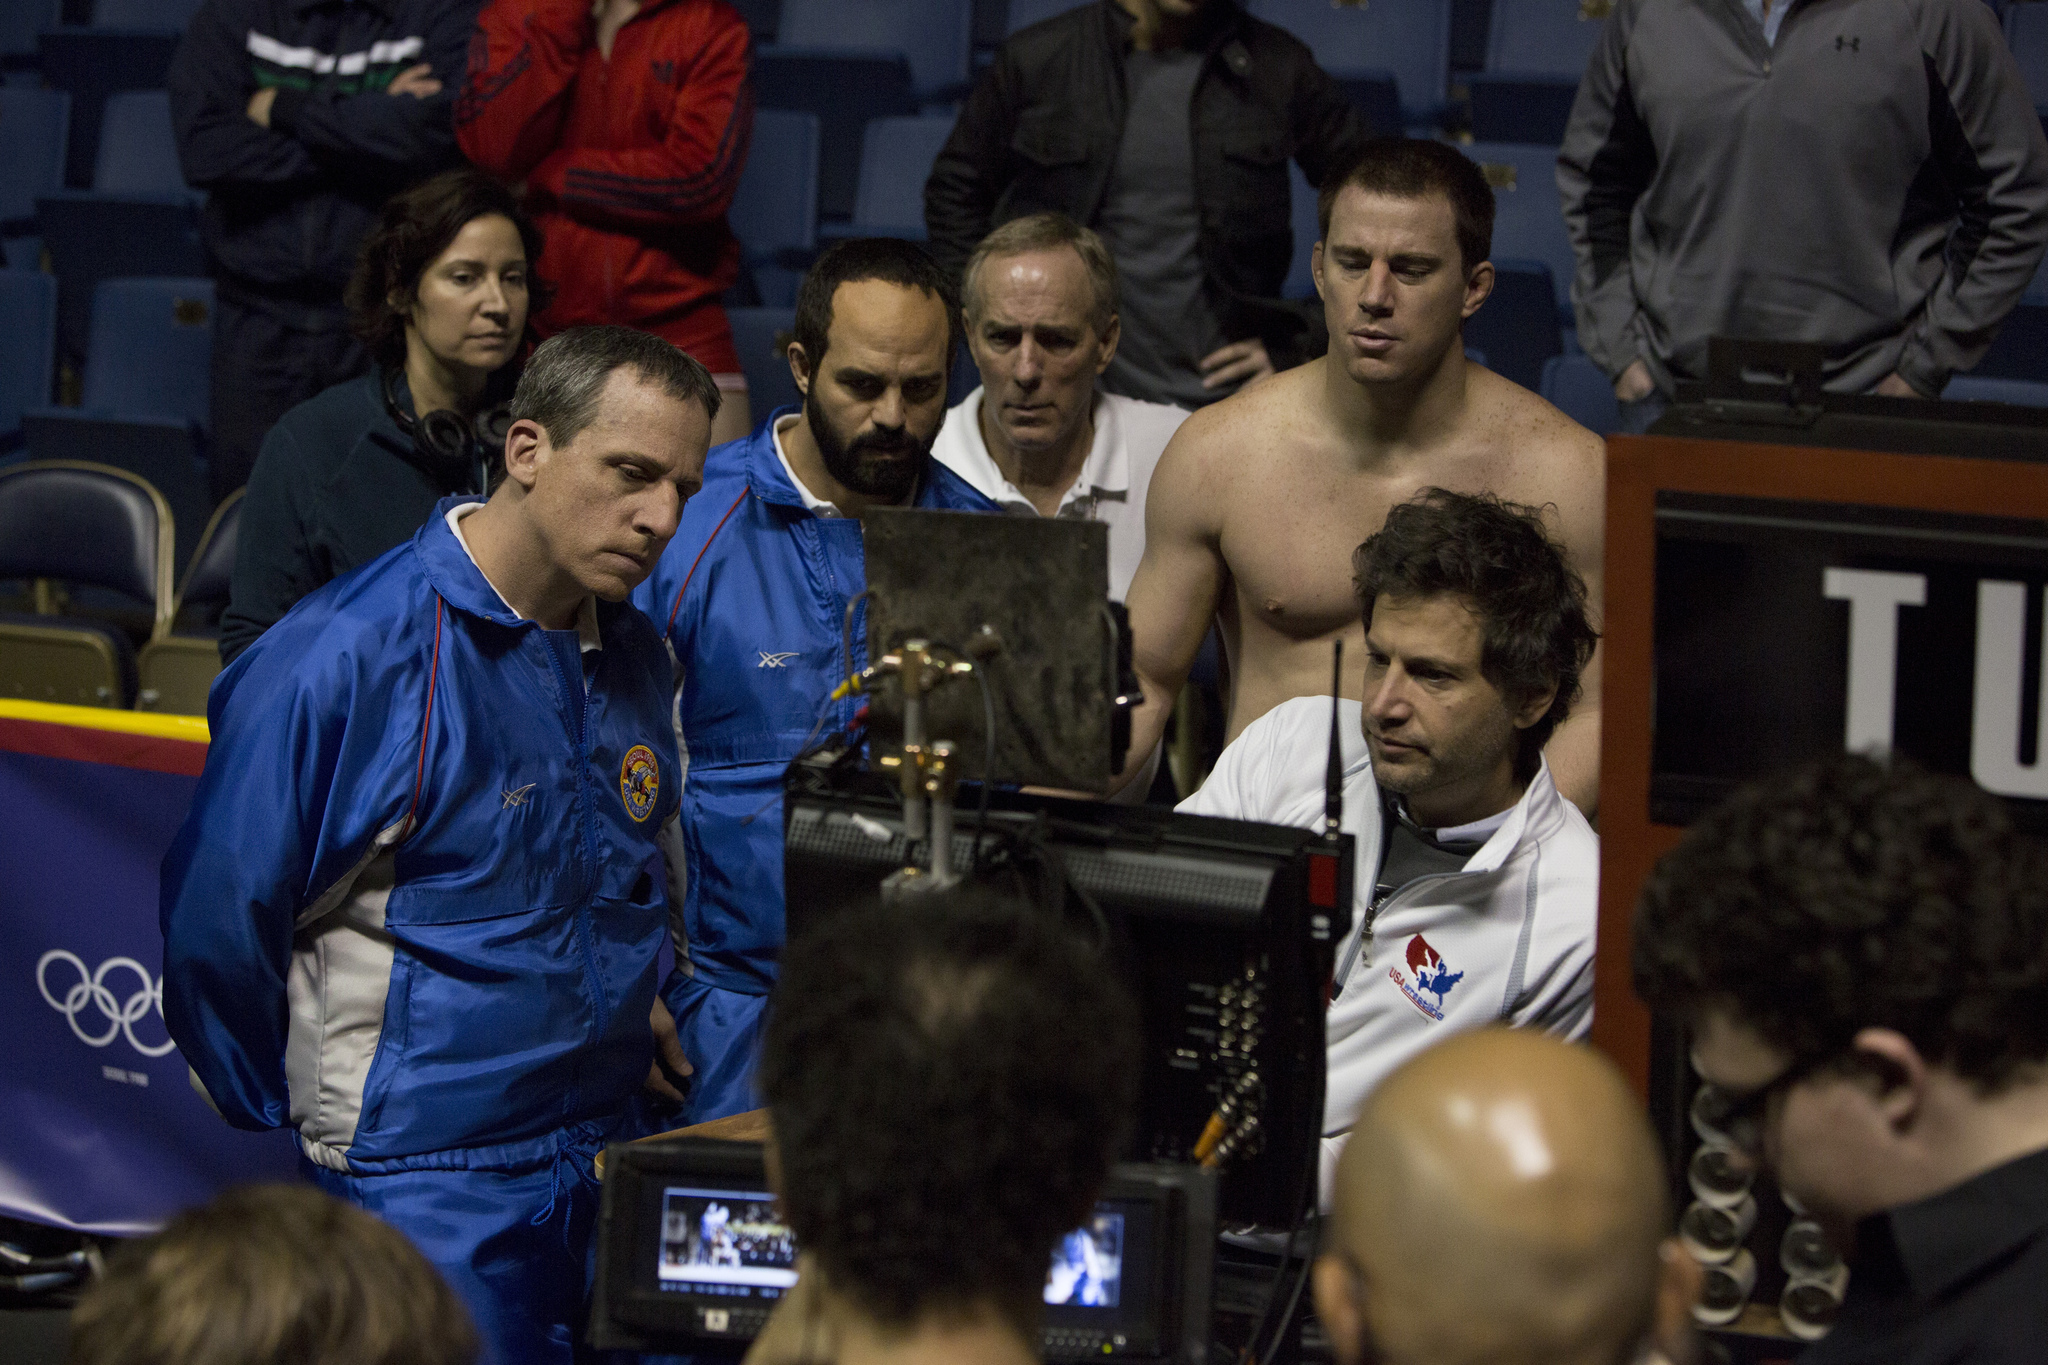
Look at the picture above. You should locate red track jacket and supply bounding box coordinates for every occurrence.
[458,0,752,372]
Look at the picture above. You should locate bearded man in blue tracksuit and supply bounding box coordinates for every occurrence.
[635,239,999,1122]
[161,327,718,1364]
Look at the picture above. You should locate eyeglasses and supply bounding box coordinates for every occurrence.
[1691,1052,1828,1156]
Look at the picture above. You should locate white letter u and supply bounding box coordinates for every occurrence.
[1971,580,2048,799]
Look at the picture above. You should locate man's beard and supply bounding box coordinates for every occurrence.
[807,401,929,503]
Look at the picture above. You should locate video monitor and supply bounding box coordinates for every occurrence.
[590,1137,1216,1363]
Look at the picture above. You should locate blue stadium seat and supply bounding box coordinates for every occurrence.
[776,0,973,100]
[1006,0,1092,35]
[0,269,55,451]
[753,47,919,221]
[36,27,180,188]
[0,86,66,265]
[2008,3,2048,107]
[728,0,780,40]
[848,114,955,238]
[727,109,819,306]
[0,0,59,77]
[34,190,206,362]
[1467,142,1574,317]
[1976,300,2048,379]
[94,0,203,24]
[1540,353,1619,435]
[1943,374,2048,407]
[727,306,802,417]
[1485,0,1605,77]
[23,277,215,567]
[1461,258,1561,391]
[1284,161,1319,300]
[1465,74,1577,144]
[137,487,240,713]
[1248,0,1451,126]
[94,89,193,196]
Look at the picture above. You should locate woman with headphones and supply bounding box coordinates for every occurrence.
[221,168,549,665]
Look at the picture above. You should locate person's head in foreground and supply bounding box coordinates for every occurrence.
[1316,1030,1696,1365]
[786,237,959,511]
[470,325,719,627]
[67,1183,476,1365]
[1354,488,1597,827]
[1636,754,2048,1242]
[755,890,1141,1362]
[961,213,1121,468]
[1314,138,1497,389]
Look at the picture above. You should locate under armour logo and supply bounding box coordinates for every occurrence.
[758,652,798,669]
[502,783,537,808]
[1836,35,1859,51]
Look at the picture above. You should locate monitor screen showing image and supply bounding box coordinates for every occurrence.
[656,1187,798,1297]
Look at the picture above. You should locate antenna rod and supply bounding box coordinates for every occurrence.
[1324,639,1344,837]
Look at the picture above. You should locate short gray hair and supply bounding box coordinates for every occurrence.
[510,325,721,449]
[962,214,1119,337]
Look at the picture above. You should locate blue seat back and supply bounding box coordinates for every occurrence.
[1248,0,1450,122]
[1486,0,1606,77]
[1007,0,1093,35]
[753,47,919,220]
[1467,142,1575,313]
[36,28,180,188]
[95,89,190,195]
[853,114,954,233]
[0,269,54,443]
[1540,353,1619,435]
[1461,258,1561,391]
[0,0,59,62]
[2009,3,2048,106]
[727,307,803,417]
[1284,161,1320,300]
[0,460,167,609]
[81,276,215,426]
[33,191,207,361]
[729,108,819,256]
[177,488,240,612]
[95,0,203,25]
[0,88,68,224]
[1944,374,2048,407]
[777,0,972,97]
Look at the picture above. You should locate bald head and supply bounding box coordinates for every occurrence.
[1316,1031,1671,1365]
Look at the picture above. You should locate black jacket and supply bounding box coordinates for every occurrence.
[924,0,1368,367]
[169,0,476,322]
[221,369,481,663]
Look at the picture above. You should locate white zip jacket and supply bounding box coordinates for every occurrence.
[1178,697,1599,1202]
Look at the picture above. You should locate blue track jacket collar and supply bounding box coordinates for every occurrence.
[162,498,681,1172]
[635,409,999,996]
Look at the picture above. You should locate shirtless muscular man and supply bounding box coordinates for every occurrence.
[1120,138,1604,812]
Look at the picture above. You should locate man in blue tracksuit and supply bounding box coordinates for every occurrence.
[161,327,719,1364]
[635,240,999,1122]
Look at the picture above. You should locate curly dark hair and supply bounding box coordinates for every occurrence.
[1634,754,2048,1089]
[345,168,552,369]
[1352,488,1597,782]
[760,890,1140,1332]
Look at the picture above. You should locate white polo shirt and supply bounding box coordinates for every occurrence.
[933,387,1187,600]
[1179,697,1599,1204]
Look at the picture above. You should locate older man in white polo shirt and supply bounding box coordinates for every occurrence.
[935,213,1186,600]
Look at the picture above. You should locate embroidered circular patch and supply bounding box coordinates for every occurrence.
[620,744,660,822]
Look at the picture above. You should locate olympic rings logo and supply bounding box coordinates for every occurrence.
[36,951,177,1058]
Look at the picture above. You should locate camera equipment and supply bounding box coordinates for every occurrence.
[784,765,1347,1229]
[588,1137,1218,1364]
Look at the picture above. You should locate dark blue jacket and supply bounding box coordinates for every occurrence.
[632,410,999,995]
[221,368,483,665]
[169,0,477,317]
[163,497,682,1170]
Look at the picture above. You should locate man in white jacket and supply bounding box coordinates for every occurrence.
[1180,487,1600,1198]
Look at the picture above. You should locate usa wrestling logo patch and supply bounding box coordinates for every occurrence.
[620,744,660,822]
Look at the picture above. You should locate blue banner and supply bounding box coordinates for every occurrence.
[0,707,297,1235]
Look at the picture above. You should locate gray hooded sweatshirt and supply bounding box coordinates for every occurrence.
[1557,0,2048,397]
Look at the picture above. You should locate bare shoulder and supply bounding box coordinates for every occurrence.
[1463,367,1605,541]
[1149,364,1322,510]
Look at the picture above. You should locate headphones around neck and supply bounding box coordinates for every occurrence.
[382,366,515,494]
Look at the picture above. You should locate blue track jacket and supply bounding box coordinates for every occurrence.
[633,409,998,996]
[161,497,682,1173]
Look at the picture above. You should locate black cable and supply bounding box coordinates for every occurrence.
[969,655,996,872]
[1257,1216,1318,1365]
[1241,1052,1320,1365]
